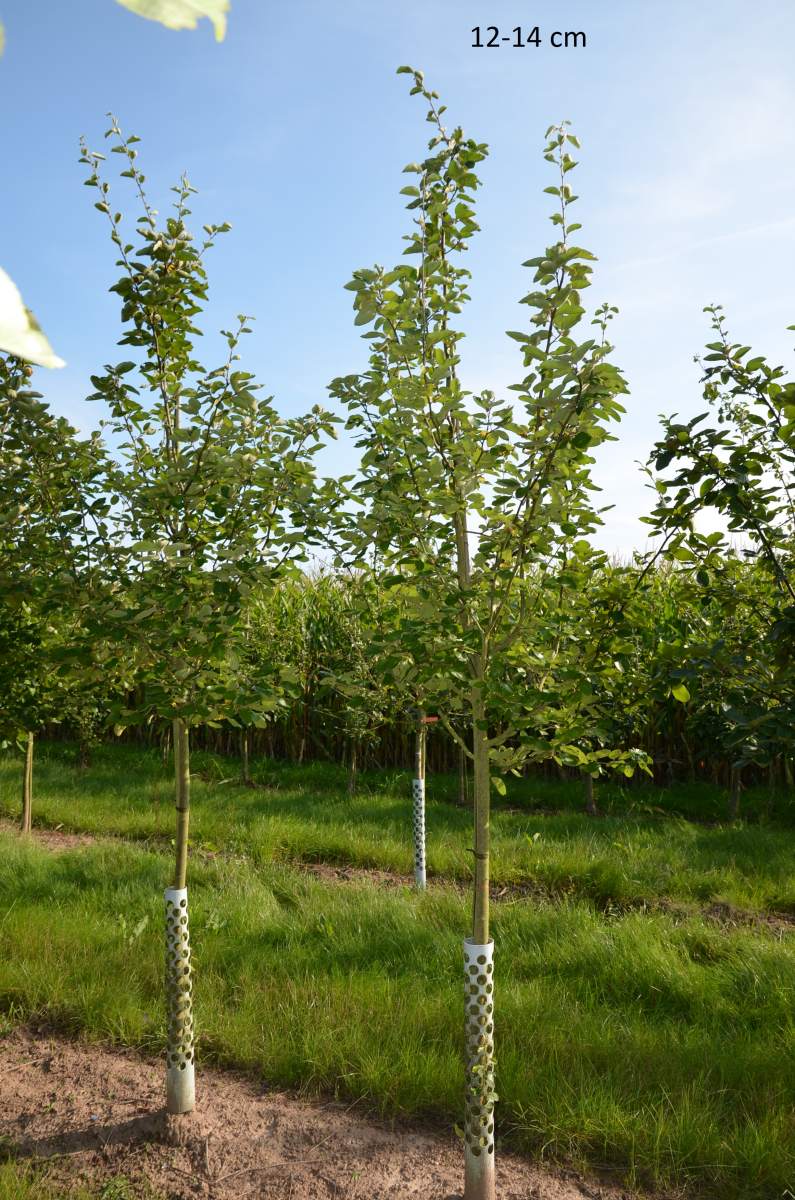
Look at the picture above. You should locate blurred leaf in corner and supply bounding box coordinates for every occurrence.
[0,267,65,369]
[115,0,229,40]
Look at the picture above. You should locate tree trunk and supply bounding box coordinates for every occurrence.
[584,773,597,817]
[454,491,496,1200]
[165,717,195,1114]
[470,683,491,950]
[298,698,309,764]
[464,673,495,1200]
[412,712,427,889]
[347,739,358,796]
[682,734,696,784]
[458,742,469,807]
[728,766,742,821]
[241,728,251,785]
[20,731,33,834]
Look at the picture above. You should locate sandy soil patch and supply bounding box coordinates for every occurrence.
[0,1027,633,1200]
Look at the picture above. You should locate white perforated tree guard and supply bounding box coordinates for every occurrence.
[412,777,427,889]
[463,938,495,1199]
[164,886,195,1114]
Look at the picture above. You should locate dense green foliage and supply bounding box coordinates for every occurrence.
[647,305,795,786]
[27,562,792,809]
[0,356,109,751]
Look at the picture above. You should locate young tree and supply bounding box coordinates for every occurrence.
[331,69,633,1200]
[646,306,795,792]
[326,568,435,878]
[0,603,44,831]
[81,123,334,1115]
[311,573,402,796]
[0,354,109,829]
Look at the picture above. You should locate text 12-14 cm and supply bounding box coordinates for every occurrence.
[472,27,587,48]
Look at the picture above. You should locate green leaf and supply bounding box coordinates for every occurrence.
[671,684,690,704]
[115,0,229,40]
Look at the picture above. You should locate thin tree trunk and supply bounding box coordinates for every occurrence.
[298,697,309,764]
[584,773,597,817]
[412,711,427,889]
[470,679,491,948]
[458,742,468,807]
[347,739,358,796]
[454,497,495,1200]
[241,728,251,785]
[464,670,495,1200]
[728,765,742,821]
[682,734,696,784]
[165,717,195,1114]
[20,731,33,834]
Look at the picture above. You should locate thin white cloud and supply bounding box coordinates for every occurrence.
[612,214,795,274]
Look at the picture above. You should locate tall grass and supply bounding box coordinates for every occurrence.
[2,743,795,914]
[0,832,793,1198]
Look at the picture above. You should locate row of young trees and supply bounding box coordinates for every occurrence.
[21,558,794,800]
[3,68,794,1200]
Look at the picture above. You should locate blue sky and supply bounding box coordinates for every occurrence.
[3,0,794,554]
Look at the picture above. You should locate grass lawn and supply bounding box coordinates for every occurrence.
[2,742,795,915]
[0,743,794,1198]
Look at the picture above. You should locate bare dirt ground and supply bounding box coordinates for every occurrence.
[1,819,101,852]
[0,1028,634,1200]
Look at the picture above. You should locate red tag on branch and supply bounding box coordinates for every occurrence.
[421,716,440,724]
